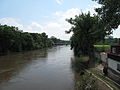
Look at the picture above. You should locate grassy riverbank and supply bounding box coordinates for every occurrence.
[72,56,119,90]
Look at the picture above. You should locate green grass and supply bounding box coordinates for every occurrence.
[94,45,111,47]
[94,45,111,52]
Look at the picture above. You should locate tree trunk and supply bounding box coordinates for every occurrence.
[88,45,95,68]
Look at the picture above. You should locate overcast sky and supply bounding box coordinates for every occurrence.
[0,0,120,40]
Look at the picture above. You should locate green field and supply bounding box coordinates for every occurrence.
[94,45,111,52]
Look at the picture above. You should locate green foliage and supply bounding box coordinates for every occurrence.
[0,24,70,55]
[0,24,53,54]
[94,45,111,52]
[96,36,119,45]
[71,57,98,90]
[66,12,105,57]
[93,0,120,31]
[50,36,70,45]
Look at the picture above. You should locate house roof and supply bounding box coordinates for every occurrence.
[108,53,120,62]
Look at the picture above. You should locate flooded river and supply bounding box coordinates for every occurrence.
[0,46,75,90]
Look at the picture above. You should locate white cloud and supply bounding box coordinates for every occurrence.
[0,5,103,40]
[55,0,63,5]
[55,8,81,21]
[0,18,43,33]
[0,18,23,29]
[84,4,101,15]
[112,26,120,38]
[44,8,81,39]
[43,21,71,40]
[24,22,43,33]
[0,8,90,40]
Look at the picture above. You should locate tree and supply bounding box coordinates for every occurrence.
[21,32,34,50]
[66,13,105,60]
[0,24,54,54]
[50,36,58,44]
[93,0,120,30]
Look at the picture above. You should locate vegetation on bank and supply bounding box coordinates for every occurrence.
[96,36,119,45]
[94,45,111,52]
[0,24,69,55]
[67,0,120,89]
[72,57,119,90]
[66,0,120,60]
[50,36,70,45]
[71,57,98,90]
[74,74,98,90]
[66,13,105,58]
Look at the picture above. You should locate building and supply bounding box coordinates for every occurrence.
[107,45,120,84]
[101,40,120,84]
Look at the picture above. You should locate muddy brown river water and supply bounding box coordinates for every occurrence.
[0,46,75,90]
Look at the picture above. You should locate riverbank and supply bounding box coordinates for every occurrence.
[88,65,120,90]
[72,56,120,90]
[0,25,70,56]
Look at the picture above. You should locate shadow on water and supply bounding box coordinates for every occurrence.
[0,49,48,84]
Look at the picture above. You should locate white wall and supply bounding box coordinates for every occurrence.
[100,52,107,63]
[108,58,120,73]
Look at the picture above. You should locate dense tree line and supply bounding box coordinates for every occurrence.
[50,36,70,45]
[0,24,67,55]
[96,36,119,45]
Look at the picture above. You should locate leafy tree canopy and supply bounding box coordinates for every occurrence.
[66,12,105,57]
[93,0,120,30]
[0,24,53,54]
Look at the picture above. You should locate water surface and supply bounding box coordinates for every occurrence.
[0,46,75,90]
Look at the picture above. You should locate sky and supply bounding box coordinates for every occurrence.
[0,0,120,40]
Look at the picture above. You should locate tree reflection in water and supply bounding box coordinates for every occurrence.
[0,49,48,84]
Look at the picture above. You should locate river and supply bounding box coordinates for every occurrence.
[0,46,75,90]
